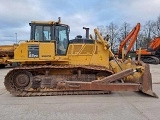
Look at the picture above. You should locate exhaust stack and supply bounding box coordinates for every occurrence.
[83,27,89,39]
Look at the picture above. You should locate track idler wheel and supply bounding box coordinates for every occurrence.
[13,71,32,89]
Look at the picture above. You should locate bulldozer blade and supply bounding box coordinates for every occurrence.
[141,63,158,98]
[65,63,158,98]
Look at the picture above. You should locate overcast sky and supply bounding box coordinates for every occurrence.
[0,0,160,45]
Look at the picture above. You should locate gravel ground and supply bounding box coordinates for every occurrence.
[0,64,160,120]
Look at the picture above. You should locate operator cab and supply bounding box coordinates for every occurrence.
[29,19,70,55]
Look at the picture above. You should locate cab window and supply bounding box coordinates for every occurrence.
[35,26,51,41]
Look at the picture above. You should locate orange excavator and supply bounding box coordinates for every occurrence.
[118,23,140,58]
[136,37,160,64]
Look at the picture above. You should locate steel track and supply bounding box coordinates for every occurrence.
[4,65,113,97]
[141,56,159,64]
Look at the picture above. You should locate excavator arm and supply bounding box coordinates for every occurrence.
[118,23,140,57]
[148,37,160,50]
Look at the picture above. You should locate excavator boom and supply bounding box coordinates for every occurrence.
[118,23,140,57]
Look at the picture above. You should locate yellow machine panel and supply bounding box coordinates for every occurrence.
[67,43,110,68]
[14,42,28,60]
[39,43,55,60]
[14,42,55,61]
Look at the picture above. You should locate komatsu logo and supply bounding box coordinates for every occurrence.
[42,55,51,57]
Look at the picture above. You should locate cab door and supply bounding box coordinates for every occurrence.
[55,26,69,55]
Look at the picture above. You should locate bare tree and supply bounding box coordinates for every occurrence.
[136,31,146,49]
[97,14,160,51]
[106,22,119,51]
[97,22,119,51]
[118,22,131,50]
[119,22,131,40]
[141,20,153,48]
[97,25,106,36]
[152,15,160,37]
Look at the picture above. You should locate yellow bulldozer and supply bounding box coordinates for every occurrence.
[4,18,158,97]
[0,45,15,68]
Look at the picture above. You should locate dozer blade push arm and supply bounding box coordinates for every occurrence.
[65,64,158,98]
[92,68,134,83]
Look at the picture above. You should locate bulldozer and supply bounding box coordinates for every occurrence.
[4,18,158,97]
[0,45,15,68]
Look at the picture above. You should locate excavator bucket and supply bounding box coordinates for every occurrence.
[141,63,158,98]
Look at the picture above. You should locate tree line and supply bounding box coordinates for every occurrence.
[97,15,160,52]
